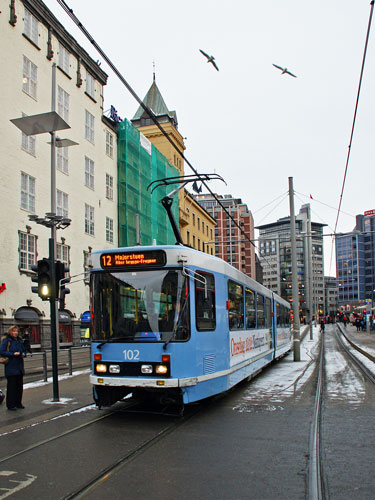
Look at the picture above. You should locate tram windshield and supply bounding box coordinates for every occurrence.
[91,269,190,343]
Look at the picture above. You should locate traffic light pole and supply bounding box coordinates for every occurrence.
[49,237,59,401]
[49,64,59,401]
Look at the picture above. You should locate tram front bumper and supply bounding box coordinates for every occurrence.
[90,375,198,388]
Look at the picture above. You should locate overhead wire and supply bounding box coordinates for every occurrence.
[330,0,375,274]
[295,191,355,219]
[55,0,262,254]
[256,192,289,225]
[252,191,288,214]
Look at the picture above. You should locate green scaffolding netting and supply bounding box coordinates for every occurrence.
[118,119,180,247]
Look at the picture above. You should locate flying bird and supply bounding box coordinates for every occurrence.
[272,63,297,78]
[199,49,219,71]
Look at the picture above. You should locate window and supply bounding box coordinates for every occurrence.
[56,189,68,218]
[106,130,114,158]
[85,110,95,143]
[85,204,94,235]
[57,86,69,122]
[19,231,36,271]
[22,56,37,99]
[83,250,91,284]
[256,294,265,328]
[56,242,69,265]
[86,71,95,98]
[85,157,94,189]
[192,213,195,226]
[21,114,36,156]
[24,8,39,45]
[106,174,113,200]
[195,272,216,331]
[57,146,68,174]
[58,43,70,74]
[265,297,272,329]
[21,172,35,212]
[228,280,244,330]
[187,231,190,245]
[245,288,256,329]
[106,217,114,243]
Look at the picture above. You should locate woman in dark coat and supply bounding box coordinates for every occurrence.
[0,325,26,410]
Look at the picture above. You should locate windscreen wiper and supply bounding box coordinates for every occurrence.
[95,336,135,349]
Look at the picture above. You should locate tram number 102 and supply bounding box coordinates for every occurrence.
[123,349,140,361]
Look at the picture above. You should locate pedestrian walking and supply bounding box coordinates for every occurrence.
[320,318,325,334]
[0,325,26,411]
[22,326,32,355]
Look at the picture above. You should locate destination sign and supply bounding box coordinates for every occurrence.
[100,250,166,269]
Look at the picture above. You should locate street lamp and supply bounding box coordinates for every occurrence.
[10,63,77,401]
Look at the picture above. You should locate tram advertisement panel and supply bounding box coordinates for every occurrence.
[277,327,291,344]
[229,329,272,367]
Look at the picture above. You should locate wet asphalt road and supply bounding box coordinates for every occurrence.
[1,325,375,499]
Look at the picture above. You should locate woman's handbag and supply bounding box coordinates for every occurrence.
[0,340,10,364]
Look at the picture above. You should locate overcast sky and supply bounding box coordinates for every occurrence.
[43,0,375,275]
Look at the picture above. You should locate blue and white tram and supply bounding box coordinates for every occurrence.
[89,245,291,408]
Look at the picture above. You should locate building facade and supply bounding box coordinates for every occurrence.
[336,211,375,311]
[131,79,216,254]
[324,276,338,318]
[0,0,118,345]
[257,205,326,321]
[194,194,256,279]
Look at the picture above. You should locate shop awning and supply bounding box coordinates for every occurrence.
[14,307,40,323]
[81,311,91,323]
[59,311,72,324]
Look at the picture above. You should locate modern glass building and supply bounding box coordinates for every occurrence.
[336,211,375,310]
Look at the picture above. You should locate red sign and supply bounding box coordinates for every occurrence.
[0,283,6,294]
[364,210,375,216]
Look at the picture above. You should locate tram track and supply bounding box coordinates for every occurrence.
[307,333,327,500]
[0,395,210,500]
[0,399,155,467]
[334,326,375,385]
[308,325,375,500]
[61,400,209,500]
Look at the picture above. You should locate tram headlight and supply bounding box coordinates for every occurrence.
[155,364,168,375]
[141,364,153,374]
[109,364,120,374]
[96,364,107,373]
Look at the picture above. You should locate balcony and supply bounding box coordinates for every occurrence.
[179,207,190,227]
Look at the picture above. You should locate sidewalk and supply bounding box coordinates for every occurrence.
[0,370,93,435]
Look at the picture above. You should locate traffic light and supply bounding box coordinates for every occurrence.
[55,260,70,310]
[31,259,52,300]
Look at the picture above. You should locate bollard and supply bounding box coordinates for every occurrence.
[42,351,48,382]
[68,347,72,375]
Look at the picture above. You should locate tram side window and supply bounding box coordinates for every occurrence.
[276,303,281,327]
[286,307,291,326]
[283,306,291,327]
[265,297,272,329]
[245,288,256,329]
[228,280,244,330]
[257,294,265,328]
[195,272,216,331]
